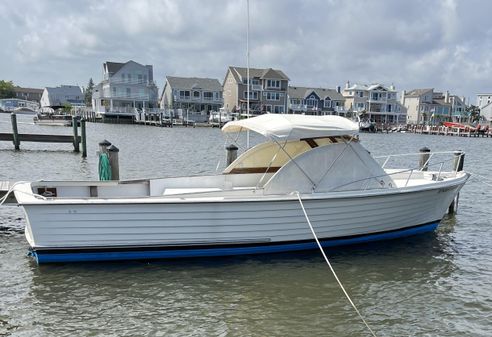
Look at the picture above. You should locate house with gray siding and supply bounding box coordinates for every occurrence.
[160,76,223,114]
[222,66,289,114]
[288,86,345,115]
[92,60,159,115]
[40,85,84,108]
[14,87,43,102]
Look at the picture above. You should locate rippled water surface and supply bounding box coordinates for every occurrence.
[1,114,491,336]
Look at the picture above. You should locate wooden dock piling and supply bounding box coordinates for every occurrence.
[419,147,431,171]
[72,116,80,152]
[81,119,87,158]
[448,150,465,214]
[11,113,20,150]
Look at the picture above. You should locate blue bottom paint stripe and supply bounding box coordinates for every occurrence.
[32,222,439,263]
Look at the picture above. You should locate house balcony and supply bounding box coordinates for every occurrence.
[174,96,223,104]
[290,104,307,111]
[251,84,262,91]
[107,79,157,86]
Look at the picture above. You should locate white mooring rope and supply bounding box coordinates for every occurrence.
[295,191,378,337]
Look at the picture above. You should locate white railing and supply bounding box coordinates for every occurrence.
[330,151,464,192]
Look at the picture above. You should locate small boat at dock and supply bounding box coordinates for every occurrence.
[33,113,73,127]
[13,114,469,263]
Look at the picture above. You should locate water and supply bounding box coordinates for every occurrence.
[1,114,491,336]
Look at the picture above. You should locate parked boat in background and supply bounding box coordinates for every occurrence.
[33,112,73,127]
[209,108,232,126]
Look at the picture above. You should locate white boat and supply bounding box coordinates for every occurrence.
[209,108,232,126]
[13,114,469,263]
[33,113,72,127]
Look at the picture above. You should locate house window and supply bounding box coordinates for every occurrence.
[244,91,258,100]
[266,80,280,88]
[324,99,331,108]
[126,88,131,97]
[143,75,147,84]
[138,74,143,83]
[128,74,132,83]
[387,104,392,112]
[121,74,125,82]
[290,98,300,105]
[274,105,284,113]
[112,87,116,96]
[306,98,317,108]
[265,92,280,101]
[203,92,213,100]
[356,102,365,110]
[193,91,200,98]
[179,90,190,99]
[358,91,364,97]
[263,104,272,112]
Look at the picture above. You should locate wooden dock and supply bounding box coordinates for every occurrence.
[1,113,87,156]
[408,125,492,138]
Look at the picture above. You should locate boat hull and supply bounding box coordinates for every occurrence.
[30,222,439,263]
[19,178,465,263]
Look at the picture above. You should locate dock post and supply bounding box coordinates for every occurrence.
[72,116,80,152]
[10,113,20,150]
[226,144,239,166]
[108,145,120,180]
[419,147,431,171]
[81,119,87,158]
[448,150,465,214]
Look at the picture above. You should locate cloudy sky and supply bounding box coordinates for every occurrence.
[1,0,491,102]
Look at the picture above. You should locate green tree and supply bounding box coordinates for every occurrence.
[466,105,480,123]
[62,103,72,114]
[0,80,16,99]
[84,78,94,106]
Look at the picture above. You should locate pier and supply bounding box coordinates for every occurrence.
[0,113,88,156]
[407,124,492,138]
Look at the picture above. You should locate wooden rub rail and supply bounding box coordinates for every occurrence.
[1,113,87,156]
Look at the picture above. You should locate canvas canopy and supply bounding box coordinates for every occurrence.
[221,114,358,141]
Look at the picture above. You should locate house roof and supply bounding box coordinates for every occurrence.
[288,86,344,100]
[14,86,43,94]
[105,61,125,74]
[166,76,222,91]
[345,83,396,92]
[44,85,83,96]
[405,88,433,97]
[228,66,289,82]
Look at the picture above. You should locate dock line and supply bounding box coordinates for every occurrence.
[295,191,378,337]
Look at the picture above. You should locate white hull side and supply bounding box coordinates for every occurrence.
[22,183,463,250]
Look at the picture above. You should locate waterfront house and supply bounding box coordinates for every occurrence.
[92,60,159,115]
[477,93,492,123]
[14,87,43,102]
[449,95,467,122]
[160,76,223,114]
[40,85,84,108]
[343,82,406,124]
[288,86,345,115]
[477,93,492,109]
[222,66,289,114]
[402,89,453,125]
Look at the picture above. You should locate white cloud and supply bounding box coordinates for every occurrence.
[0,0,491,99]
